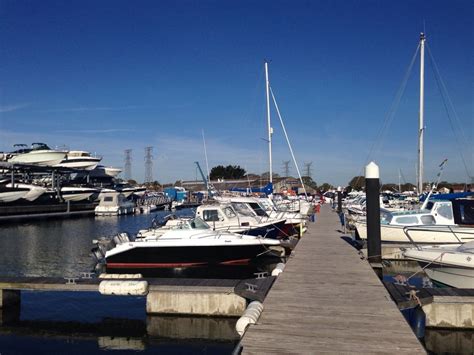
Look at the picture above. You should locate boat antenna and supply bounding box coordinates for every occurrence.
[420,158,448,210]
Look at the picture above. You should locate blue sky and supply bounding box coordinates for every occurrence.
[0,0,472,186]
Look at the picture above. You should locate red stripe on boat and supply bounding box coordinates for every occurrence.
[219,258,251,265]
[107,262,208,268]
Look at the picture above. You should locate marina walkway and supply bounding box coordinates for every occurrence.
[241,205,426,354]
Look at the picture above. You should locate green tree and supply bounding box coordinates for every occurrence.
[210,165,246,180]
[348,176,365,190]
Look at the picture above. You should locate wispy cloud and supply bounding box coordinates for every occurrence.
[0,103,30,113]
[55,129,134,134]
[41,105,146,113]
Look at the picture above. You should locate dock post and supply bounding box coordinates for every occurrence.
[336,186,342,213]
[365,162,382,274]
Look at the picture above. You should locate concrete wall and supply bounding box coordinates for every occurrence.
[423,297,474,329]
[146,291,246,317]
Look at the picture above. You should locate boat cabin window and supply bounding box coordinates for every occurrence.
[393,216,419,225]
[202,209,221,222]
[231,202,254,216]
[420,215,436,225]
[435,203,453,220]
[248,202,268,217]
[223,206,236,218]
[104,196,114,202]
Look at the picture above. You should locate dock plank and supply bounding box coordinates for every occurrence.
[241,205,425,353]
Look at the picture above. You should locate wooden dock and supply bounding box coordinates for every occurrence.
[240,205,426,353]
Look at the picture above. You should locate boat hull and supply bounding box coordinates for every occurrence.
[8,150,67,166]
[105,244,278,269]
[355,222,474,244]
[423,264,474,288]
[0,189,28,203]
[213,220,286,239]
[56,158,100,170]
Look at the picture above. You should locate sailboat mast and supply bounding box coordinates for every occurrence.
[418,32,426,194]
[265,61,273,184]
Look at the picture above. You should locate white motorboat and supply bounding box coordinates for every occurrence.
[403,242,474,288]
[354,200,474,244]
[7,143,67,167]
[5,183,46,201]
[92,216,283,269]
[217,196,307,236]
[95,191,135,216]
[56,150,102,170]
[61,186,99,202]
[195,201,286,239]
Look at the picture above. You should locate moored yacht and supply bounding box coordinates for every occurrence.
[195,201,286,239]
[403,242,474,288]
[92,216,283,269]
[354,199,474,244]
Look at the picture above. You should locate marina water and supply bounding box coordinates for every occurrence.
[1,212,473,353]
[0,210,241,354]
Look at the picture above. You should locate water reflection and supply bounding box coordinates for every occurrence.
[0,211,182,277]
[0,290,238,353]
[424,329,474,355]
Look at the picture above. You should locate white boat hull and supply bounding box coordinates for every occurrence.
[61,187,98,202]
[6,183,46,201]
[425,267,474,288]
[0,190,28,203]
[8,150,67,166]
[404,246,474,288]
[56,159,100,171]
[355,222,474,244]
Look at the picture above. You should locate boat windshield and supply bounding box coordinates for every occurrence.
[248,202,269,217]
[31,143,51,150]
[189,217,210,230]
[231,202,255,216]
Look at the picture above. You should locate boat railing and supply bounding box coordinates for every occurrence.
[403,225,464,250]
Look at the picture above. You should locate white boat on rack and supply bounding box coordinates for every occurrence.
[403,242,474,288]
[7,143,67,167]
[5,183,46,201]
[61,186,99,202]
[56,150,102,170]
[0,185,29,203]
